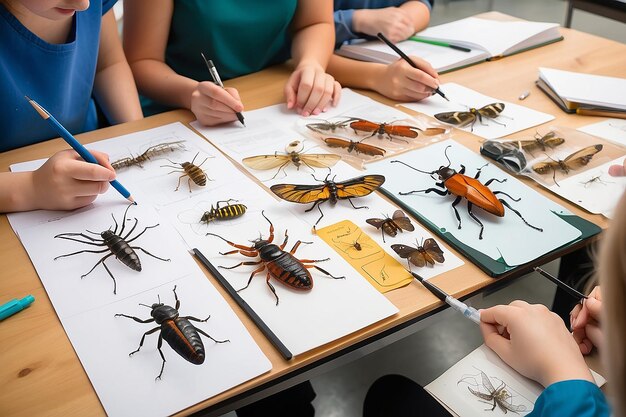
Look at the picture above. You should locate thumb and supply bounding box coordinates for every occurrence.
[585,297,602,321]
[481,322,514,364]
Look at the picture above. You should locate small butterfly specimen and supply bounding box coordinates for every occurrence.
[391,238,445,268]
[517,131,565,155]
[366,210,414,243]
[532,144,603,186]
[435,103,505,131]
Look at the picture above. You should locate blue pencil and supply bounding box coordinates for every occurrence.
[25,97,135,204]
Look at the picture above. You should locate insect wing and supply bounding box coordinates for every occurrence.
[391,210,414,232]
[563,144,603,170]
[353,142,386,156]
[242,154,291,170]
[384,125,419,138]
[335,175,385,199]
[532,160,560,175]
[477,102,505,118]
[420,127,446,136]
[365,218,387,229]
[434,111,476,127]
[350,119,381,133]
[391,244,426,267]
[423,238,445,263]
[480,371,496,394]
[299,153,342,169]
[270,183,331,204]
[467,386,495,402]
[324,137,352,150]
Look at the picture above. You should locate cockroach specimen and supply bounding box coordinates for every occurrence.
[366,209,414,243]
[517,131,565,155]
[206,211,344,305]
[532,144,603,187]
[115,285,229,380]
[323,137,386,157]
[435,103,506,132]
[391,238,445,268]
[459,370,527,413]
[54,204,170,294]
[305,117,359,134]
[161,152,212,192]
[391,146,542,240]
[111,140,186,170]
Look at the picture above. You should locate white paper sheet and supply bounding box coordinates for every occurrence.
[578,118,626,148]
[368,140,582,266]
[400,83,555,139]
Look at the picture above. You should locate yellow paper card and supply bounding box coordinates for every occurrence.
[317,220,413,293]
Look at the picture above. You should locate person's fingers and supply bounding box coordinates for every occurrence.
[585,323,603,350]
[72,195,99,208]
[225,86,242,104]
[509,300,530,308]
[69,179,111,197]
[91,150,115,172]
[480,322,514,363]
[330,81,342,108]
[284,76,298,110]
[570,303,582,326]
[608,159,626,177]
[296,70,317,116]
[479,305,517,327]
[407,56,439,80]
[585,297,602,321]
[311,77,335,115]
[572,301,590,330]
[64,159,116,182]
[197,82,243,112]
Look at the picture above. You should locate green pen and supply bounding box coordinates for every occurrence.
[409,36,472,53]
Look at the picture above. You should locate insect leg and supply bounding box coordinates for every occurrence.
[54,235,107,246]
[279,230,289,251]
[174,174,186,191]
[156,333,167,380]
[191,152,200,165]
[54,248,109,260]
[118,203,135,236]
[187,176,193,192]
[220,260,263,270]
[101,261,121,294]
[260,211,275,244]
[121,218,140,240]
[399,187,448,196]
[195,327,230,344]
[126,223,159,243]
[381,227,386,243]
[206,233,255,251]
[451,195,463,230]
[126,325,160,356]
[265,272,280,305]
[304,264,346,280]
[466,202,485,240]
[237,265,267,293]
[347,198,368,210]
[289,240,313,255]
[220,249,258,257]
[114,313,156,324]
[131,246,171,262]
[493,190,521,202]
[54,232,103,243]
[499,200,543,232]
[483,178,506,187]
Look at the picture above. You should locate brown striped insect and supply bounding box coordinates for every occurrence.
[115,285,229,380]
[391,238,445,268]
[207,211,344,305]
[517,131,565,155]
[111,140,186,170]
[53,204,170,294]
[532,144,603,186]
[305,117,359,134]
[366,210,415,243]
[350,119,419,142]
[161,152,212,192]
[323,137,386,157]
[178,199,247,233]
[435,103,506,132]
[242,140,340,180]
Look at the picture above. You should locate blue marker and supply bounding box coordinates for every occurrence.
[0,295,35,321]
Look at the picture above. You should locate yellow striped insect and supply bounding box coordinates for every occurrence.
[178,199,247,234]
[435,103,506,131]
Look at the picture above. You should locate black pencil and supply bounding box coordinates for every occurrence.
[533,266,588,301]
[193,248,293,360]
[377,32,449,102]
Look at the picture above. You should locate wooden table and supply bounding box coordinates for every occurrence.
[0,26,622,417]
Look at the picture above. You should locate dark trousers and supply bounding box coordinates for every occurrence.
[236,381,316,417]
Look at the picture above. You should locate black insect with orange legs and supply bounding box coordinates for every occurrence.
[206,211,344,305]
[391,145,543,240]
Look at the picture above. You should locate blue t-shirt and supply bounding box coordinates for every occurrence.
[0,0,116,152]
[333,0,433,48]
[529,380,610,417]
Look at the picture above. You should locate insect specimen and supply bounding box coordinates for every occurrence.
[323,137,386,157]
[580,174,612,188]
[111,140,186,170]
[270,173,386,226]
[54,204,170,294]
[115,285,229,380]
[391,238,445,268]
[435,103,506,131]
[305,117,358,134]
[480,140,527,173]
[160,152,212,192]
[532,144,603,186]
[517,131,565,155]
[459,370,527,413]
[242,140,341,180]
[206,211,344,305]
[366,209,415,243]
[391,146,542,240]
[333,230,371,253]
[178,199,247,233]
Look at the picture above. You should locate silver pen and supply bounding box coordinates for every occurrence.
[200,52,245,126]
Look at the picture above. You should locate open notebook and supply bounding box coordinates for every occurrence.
[337,16,562,73]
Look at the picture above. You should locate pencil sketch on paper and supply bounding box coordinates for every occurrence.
[457,369,530,414]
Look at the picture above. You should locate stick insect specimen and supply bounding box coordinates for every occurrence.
[392,146,542,240]
[323,137,386,157]
[532,144,603,187]
[391,238,445,268]
[270,173,386,226]
[178,199,247,233]
[435,103,506,132]
[458,370,527,414]
[111,140,186,170]
[242,140,340,180]
[366,209,414,243]
[115,285,229,380]
[161,152,212,192]
[206,211,345,305]
[305,117,359,134]
[580,174,613,188]
[54,204,170,294]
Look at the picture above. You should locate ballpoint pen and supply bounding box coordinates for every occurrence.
[377,33,449,102]
[0,295,35,321]
[25,97,136,204]
[411,271,481,324]
[201,53,246,126]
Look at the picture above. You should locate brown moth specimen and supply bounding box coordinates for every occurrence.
[161,152,212,192]
[435,103,506,132]
[532,144,603,186]
[516,131,564,155]
[366,209,414,243]
[323,137,386,157]
[391,238,445,268]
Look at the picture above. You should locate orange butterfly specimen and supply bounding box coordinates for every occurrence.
[435,103,505,131]
[366,210,415,243]
[270,174,386,226]
[349,119,442,141]
[242,140,341,180]
[391,238,445,268]
[532,144,603,186]
[323,137,386,157]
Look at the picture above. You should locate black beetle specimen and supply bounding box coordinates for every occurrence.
[115,285,230,380]
[54,204,170,294]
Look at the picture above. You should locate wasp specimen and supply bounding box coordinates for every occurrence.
[391,146,542,240]
[459,370,527,413]
[270,173,386,227]
[305,117,358,134]
[532,144,603,186]
[391,238,445,268]
[480,140,527,173]
[111,140,186,170]
[242,140,341,180]
[178,199,247,233]
[54,204,170,294]
[435,103,506,132]
[161,152,212,192]
[366,209,415,243]
[207,211,344,305]
[517,131,565,155]
[115,285,229,380]
[323,137,386,157]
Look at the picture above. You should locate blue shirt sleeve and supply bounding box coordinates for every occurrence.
[528,380,610,417]
[102,0,117,15]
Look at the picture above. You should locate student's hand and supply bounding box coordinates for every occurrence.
[191,81,244,126]
[608,158,626,176]
[480,301,594,388]
[30,150,115,210]
[570,286,603,355]
[353,7,415,43]
[285,62,341,117]
[375,56,440,101]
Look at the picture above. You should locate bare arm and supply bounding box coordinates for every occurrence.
[352,1,430,43]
